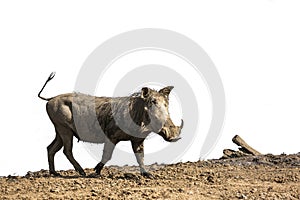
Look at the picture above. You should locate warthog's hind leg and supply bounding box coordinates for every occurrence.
[58,127,86,176]
[47,133,63,176]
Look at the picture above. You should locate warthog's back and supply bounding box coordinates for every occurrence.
[45,93,148,143]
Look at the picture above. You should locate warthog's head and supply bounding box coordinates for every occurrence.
[140,86,183,142]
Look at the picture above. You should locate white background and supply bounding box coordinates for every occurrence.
[1,0,300,176]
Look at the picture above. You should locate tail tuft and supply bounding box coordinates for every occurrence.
[48,72,56,81]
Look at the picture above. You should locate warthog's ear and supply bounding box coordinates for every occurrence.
[159,86,174,97]
[141,87,150,98]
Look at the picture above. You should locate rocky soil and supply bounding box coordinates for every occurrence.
[1,153,299,199]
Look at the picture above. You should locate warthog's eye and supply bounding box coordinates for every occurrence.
[151,99,157,105]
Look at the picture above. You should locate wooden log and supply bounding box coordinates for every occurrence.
[232,135,261,156]
[222,149,250,159]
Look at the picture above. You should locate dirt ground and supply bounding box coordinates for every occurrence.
[1,153,299,199]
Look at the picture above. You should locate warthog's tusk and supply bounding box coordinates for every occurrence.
[180,119,184,129]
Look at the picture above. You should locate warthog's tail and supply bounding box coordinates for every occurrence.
[38,72,56,101]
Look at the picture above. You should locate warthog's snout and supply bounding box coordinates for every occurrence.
[158,119,184,142]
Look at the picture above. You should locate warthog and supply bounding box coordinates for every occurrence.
[38,72,183,177]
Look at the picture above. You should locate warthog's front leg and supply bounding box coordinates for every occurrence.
[94,139,117,175]
[131,139,153,178]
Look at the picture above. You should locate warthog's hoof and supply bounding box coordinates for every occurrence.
[141,171,154,179]
[94,163,104,174]
[49,171,62,177]
[87,173,102,178]
[78,170,86,177]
